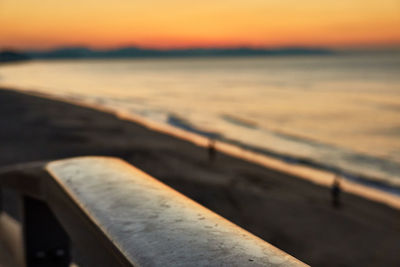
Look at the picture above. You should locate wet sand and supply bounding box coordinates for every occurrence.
[0,87,399,266]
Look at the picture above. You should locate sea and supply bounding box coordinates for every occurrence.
[1,53,399,193]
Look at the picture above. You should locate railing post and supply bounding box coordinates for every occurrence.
[1,157,307,266]
[23,197,70,267]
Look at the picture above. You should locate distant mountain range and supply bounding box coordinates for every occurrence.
[1,47,334,63]
[0,50,31,63]
[26,46,333,59]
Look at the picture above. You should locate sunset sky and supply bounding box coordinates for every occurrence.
[1,0,399,50]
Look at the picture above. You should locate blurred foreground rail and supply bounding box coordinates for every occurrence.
[0,156,306,267]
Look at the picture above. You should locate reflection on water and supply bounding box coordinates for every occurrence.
[1,54,399,188]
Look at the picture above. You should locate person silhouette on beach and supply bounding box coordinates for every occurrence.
[208,139,216,163]
[331,176,341,208]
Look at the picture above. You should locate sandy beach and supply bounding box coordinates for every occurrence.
[0,87,399,266]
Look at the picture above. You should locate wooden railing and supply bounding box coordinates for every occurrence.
[0,156,306,267]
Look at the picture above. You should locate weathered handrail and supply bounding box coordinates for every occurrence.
[0,156,306,266]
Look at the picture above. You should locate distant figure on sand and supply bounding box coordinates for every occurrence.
[331,176,341,208]
[208,139,216,163]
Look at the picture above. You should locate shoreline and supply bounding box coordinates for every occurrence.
[1,87,399,266]
[6,86,400,210]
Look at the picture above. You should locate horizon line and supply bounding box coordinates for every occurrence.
[3,44,400,53]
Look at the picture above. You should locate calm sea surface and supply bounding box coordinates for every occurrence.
[1,54,399,190]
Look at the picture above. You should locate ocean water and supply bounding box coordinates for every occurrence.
[1,54,399,191]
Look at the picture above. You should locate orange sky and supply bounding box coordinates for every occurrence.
[1,0,400,50]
